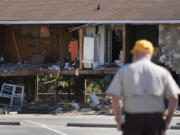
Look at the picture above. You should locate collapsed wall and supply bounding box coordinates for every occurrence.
[159,24,180,75]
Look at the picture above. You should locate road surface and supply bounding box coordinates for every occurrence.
[0,114,180,135]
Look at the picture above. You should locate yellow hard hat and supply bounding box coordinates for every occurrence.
[130,39,154,54]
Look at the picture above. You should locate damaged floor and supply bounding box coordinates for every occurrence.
[0,63,118,76]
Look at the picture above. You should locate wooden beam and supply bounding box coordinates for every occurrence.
[85,93,107,95]
[79,28,85,70]
[122,24,126,63]
[59,27,71,69]
[12,31,22,64]
[34,75,39,101]
[59,28,65,68]
[0,68,117,77]
[84,79,87,103]
[38,93,76,95]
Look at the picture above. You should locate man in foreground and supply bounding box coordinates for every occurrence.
[107,39,179,135]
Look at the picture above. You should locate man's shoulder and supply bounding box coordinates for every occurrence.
[150,62,169,73]
[126,61,169,74]
[119,64,130,71]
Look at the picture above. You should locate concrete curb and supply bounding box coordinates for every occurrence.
[0,122,21,125]
[173,114,180,117]
[67,123,116,128]
[171,126,180,130]
[67,123,180,130]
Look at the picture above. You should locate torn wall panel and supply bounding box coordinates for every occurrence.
[159,24,180,74]
[3,25,72,63]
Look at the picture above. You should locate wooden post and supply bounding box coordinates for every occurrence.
[75,76,85,102]
[59,29,64,68]
[78,28,84,70]
[59,27,71,68]
[35,75,39,101]
[84,79,87,103]
[122,24,126,63]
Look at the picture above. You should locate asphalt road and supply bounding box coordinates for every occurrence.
[0,114,180,135]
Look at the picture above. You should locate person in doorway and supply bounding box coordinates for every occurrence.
[106,39,179,135]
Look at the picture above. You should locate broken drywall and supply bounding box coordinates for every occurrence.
[159,24,180,74]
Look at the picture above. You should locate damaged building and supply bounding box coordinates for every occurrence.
[0,0,180,109]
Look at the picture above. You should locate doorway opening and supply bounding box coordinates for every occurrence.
[125,25,159,63]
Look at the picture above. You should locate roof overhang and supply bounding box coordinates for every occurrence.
[1,20,180,24]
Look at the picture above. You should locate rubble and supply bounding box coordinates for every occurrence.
[48,62,60,70]
[89,94,100,108]
[159,24,180,74]
[19,95,112,115]
[0,83,25,108]
[69,103,80,110]
[0,105,19,115]
[8,111,18,115]
[0,108,8,114]
[64,62,71,70]
[21,101,58,114]
[0,88,112,115]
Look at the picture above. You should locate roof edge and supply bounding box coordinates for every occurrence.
[0,20,180,24]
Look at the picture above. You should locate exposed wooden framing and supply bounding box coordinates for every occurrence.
[84,79,87,103]
[68,24,101,32]
[41,79,56,85]
[107,28,112,63]
[0,69,117,77]
[122,24,126,63]
[59,28,65,68]
[79,28,85,70]
[59,27,71,68]
[38,93,75,95]
[5,26,60,63]
[69,24,89,32]
[34,75,39,101]
[12,31,22,63]
[85,93,107,95]
[98,25,105,65]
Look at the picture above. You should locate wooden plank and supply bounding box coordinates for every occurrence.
[59,27,71,68]
[98,25,105,65]
[59,28,65,68]
[85,93,107,95]
[122,24,126,63]
[80,70,117,75]
[5,26,59,63]
[34,75,39,101]
[84,79,87,103]
[38,93,75,95]
[12,31,22,63]
[0,68,117,77]
[78,28,84,70]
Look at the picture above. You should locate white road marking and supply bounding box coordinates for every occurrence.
[25,120,68,135]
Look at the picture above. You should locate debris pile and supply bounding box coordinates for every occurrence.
[48,62,60,70]
[0,83,25,107]
[0,106,19,115]
[20,94,112,115]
